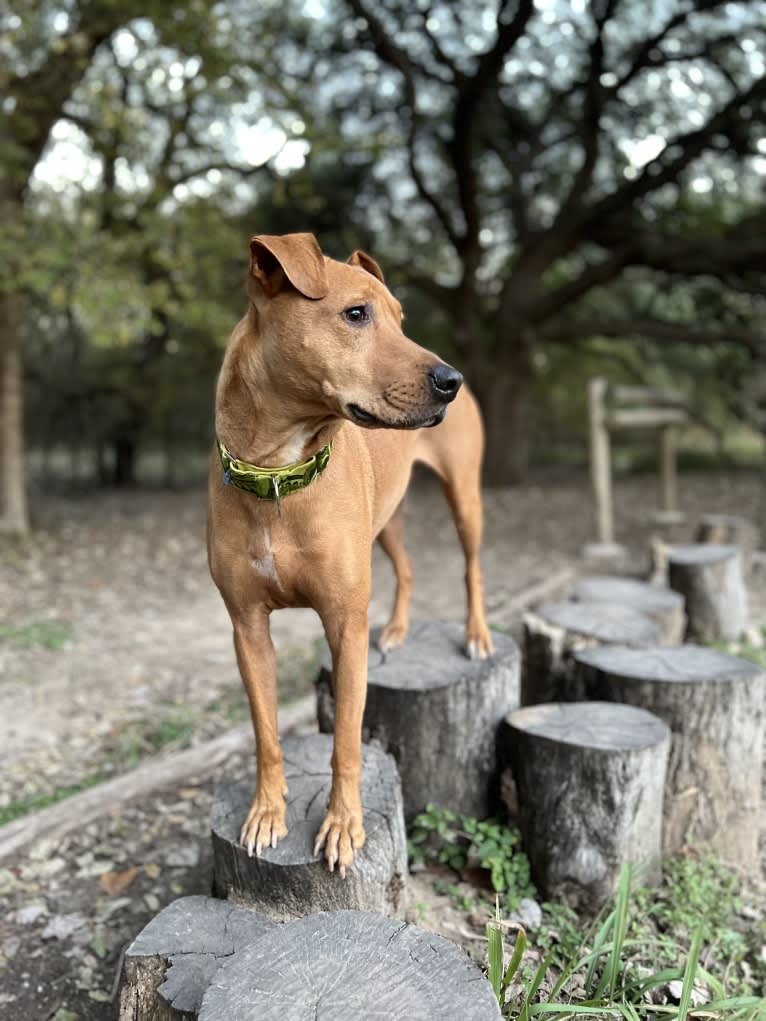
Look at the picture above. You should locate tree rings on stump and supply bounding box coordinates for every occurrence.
[573,576,685,643]
[522,600,659,705]
[211,734,407,919]
[574,643,765,867]
[119,895,276,1019]
[316,620,520,822]
[501,702,670,914]
[199,910,503,1021]
[668,544,749,641]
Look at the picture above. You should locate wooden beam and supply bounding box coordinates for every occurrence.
[608,407,688,429]
[0,695,317,862]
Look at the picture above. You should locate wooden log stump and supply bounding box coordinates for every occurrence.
[574,644,766,867]
[500,702,670,915]
[668,544,748,641]
[522,600,659,706]
[695,514,760,575]
[573,576,685,643]
[199,909,503,1021]
[316,620,520,822]
[211,734,407,919]
[119,895,275,1020]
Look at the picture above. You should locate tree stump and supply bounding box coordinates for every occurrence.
[695,514,760,575]
[573,576,685,643]
[668,544,748,641]
[211,734,407,919]
[500,702,669,915]
[119,895,276,1020]
[199,910,503,1021]
[574,644,766,867]
[316,620,520,822]
[522,600,659,705]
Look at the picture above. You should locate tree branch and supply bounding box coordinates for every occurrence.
[544,316,764,357]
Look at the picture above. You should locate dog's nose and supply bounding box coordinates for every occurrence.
[428,363,463,402]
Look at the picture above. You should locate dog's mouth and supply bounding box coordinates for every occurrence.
[347,403,446,430]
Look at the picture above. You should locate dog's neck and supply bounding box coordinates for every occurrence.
[215,321,341,468]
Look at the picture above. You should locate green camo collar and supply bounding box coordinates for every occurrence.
[217,436,332,502]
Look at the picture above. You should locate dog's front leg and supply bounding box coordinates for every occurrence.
[232,610,288,856]
[313,606,369,877]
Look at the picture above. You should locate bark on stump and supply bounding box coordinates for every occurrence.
[574,644,765,867]
[500,702,670,915]
[522,600,659,706]
[198,909,503,1021]
[316,620,520,822]
[695,514,760,575]
[668,544,748,641]
[119,895,276,1020]
[573,576,685,644]
[211,734,407,919]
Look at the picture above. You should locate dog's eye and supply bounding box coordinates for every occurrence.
[342,305,370,326]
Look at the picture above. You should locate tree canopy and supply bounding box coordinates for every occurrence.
[1,0,764,524]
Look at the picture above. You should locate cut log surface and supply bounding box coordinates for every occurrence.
[668,544,748,641]
[316,620,520,821]
[695,515,760,574]
[522,600,659,705]
[574,644,765,867]
[573,576,685,643]
[198,910,503,1021]
[211,734,407,919]
[501,702,670,914]
[119,895,276,1020]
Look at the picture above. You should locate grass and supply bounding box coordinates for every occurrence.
[407,808,765,1018]
[0,619,74,650]
[0,773,104,826]
[486,864,766,1020]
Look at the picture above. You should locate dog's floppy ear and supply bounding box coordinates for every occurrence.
[249,233,328,300]
[347,249,385,284]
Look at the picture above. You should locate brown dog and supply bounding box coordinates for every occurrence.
[207,233,492,876]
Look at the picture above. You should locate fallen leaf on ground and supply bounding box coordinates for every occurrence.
[99,866,137,896]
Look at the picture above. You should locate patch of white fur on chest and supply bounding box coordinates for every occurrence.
[278,427,313,466]
[251,528,281,588]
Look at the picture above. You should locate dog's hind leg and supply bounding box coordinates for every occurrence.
[232,610,288,856]
[376,500,413,652]
[441,469,494,660]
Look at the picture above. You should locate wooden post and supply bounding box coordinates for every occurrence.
[588,377,613,546]
[658,427,676,514]
[501,702,670,914]
[316,621,520,823]
[574,644,765,867]
[211,734,408,919]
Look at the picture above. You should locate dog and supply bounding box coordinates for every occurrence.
[207,232,492,877]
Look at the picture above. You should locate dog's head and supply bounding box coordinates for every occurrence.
[245,232,462,429]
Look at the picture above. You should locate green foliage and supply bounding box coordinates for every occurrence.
[0,618,74,650]
[488,865,766,1020]
[0,772,103,826]
[408,805,535,912]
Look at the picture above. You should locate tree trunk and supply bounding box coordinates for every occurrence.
[112,431,138,486]
[472,334,534,486]
[0,292,29,534]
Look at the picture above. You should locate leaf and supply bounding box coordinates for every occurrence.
[100,866,138,896]
[487,921,504,1002]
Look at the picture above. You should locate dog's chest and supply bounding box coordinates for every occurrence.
[250,527,281,589]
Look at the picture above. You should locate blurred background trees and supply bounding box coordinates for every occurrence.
[2,0,765,531]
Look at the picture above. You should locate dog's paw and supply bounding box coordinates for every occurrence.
[465,623,494,660]
[239,798,288,858]
[313,806,366,879]
[378,620,408,653]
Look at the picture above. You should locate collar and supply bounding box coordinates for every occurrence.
[216,436,332,502]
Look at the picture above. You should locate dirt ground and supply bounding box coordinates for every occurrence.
[0,468,763,1020]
